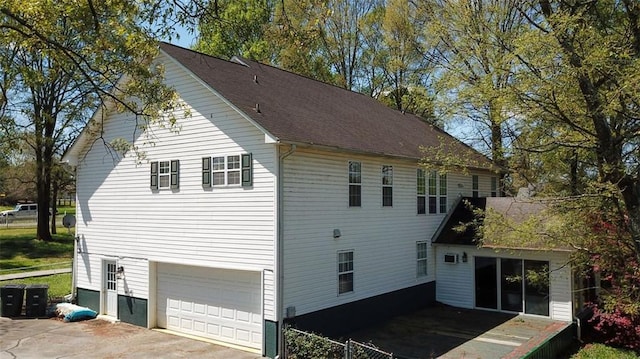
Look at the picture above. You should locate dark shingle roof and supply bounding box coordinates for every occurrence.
[159,42,493,167]
[432,197,486,246]
[432,197,571,251]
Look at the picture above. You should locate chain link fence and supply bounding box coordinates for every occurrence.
[283,327,393,359]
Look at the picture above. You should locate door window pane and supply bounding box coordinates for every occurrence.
[524,260,549,316]
[501,258,523,312]
[475,257,497,309]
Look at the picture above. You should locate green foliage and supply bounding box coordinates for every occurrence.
[571,343,639,359]
[284,327,345,359]
[194,0,274,61]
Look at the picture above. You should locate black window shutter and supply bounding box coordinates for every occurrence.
[170,160,180,189]
[150,161,159,189]
[241,153,253,187]
[202,157,211,187]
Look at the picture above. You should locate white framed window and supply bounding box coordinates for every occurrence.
[428,171,447,214]
[212,155,241,186]
[151,160,179,190]
[439,173,447,213]
[159,161,170,188]
[472,175,479,197]
[349,161,361,207]
[382,165,393,207]
[428,171,437,213]
[417,169,426,214]
[203,154,252,188]
[338,250,354,294]
[416,241,428,277]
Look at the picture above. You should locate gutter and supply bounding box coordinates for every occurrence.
[276,144,296,357]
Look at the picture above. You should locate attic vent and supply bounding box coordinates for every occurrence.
[230,56,250,67]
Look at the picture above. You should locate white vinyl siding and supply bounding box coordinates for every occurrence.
[73,52,277,324]
[75,254,149,300]
[282,149,442,316]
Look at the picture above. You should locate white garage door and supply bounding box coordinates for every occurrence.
[157,263,262,350]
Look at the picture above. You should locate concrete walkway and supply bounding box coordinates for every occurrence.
[0,268,71,281]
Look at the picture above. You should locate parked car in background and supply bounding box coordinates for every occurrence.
[0,203,38,223]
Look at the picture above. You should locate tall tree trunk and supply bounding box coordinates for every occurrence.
[488,100,506,195]
[50,178,58,235]
[36,153,52,241]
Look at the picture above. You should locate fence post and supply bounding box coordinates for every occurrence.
[345,339,350,359]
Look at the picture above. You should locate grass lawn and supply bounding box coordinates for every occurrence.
[0,227,74,273]
[0,225,75,300]
[0,273,72,299]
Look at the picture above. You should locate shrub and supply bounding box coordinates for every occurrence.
[283,327,345,359]
[571,343,639,359]
[588,305,640,350]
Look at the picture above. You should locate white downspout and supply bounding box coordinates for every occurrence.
[277,144,296,357]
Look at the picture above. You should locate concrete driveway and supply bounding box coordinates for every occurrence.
[0,317,263,359]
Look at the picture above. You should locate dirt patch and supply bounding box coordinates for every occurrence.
[81,319,140,338]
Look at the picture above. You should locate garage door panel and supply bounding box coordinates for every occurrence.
[157,263,262,350]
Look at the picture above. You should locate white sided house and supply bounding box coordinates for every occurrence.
[63,43,574,358]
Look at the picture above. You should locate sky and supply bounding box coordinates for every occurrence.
[164,23,198,49]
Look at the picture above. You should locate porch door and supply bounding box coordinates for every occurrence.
[475,257,550,316]
[475,256,497,309]
[103,260,118,316]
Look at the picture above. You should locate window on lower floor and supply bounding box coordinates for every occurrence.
[416,241,428,277]
[338,250,354,294]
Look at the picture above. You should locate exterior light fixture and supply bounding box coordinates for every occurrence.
[116,266,125,279]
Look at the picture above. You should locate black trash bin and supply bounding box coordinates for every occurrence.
[25,284,49,317]
[1,284,25,317]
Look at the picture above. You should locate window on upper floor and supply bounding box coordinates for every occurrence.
[439,173,447,213]
[417,169,426,214]
[428,171,447,214]
[338,250,354,295]
[416,241,428,277]
[472,175,479,197]
[491,177,498,197]
[382,165,393,207]
[349,161,361,207]
[428,171,437,213]
[202,153,253,188]
[151,160,179,190]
